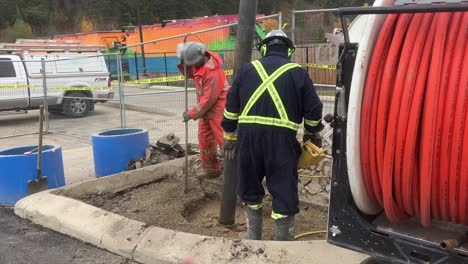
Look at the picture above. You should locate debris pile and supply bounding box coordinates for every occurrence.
[127,133,196,170]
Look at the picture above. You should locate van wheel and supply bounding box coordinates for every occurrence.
[63,92,91,118]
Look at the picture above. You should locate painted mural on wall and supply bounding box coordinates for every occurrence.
[53,15,274,77]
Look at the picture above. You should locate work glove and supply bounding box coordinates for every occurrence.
[223,132,238,161]
[303,131,322,148]
[182,111,191,122]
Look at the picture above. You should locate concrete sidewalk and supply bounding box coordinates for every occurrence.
[15,159,368,264]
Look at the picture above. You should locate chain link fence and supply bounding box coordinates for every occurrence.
[1,11,337,155]
[42,54,120,140]
[117,14,282,143]
[0,58,43,138]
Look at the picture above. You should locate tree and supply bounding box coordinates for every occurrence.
[5,19,34,42]
[81,17,94,33]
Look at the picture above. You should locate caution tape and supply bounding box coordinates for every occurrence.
[0,84,38,89]
[126,75,185,84]
[0,84,113,90]
[48,86,114,91]
[125,65,334,85]
[126,69,234,85]
[299,63,336,70]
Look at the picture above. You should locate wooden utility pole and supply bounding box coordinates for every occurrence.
[219,0,258,226]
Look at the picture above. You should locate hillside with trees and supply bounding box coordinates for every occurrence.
[0,0,369,42]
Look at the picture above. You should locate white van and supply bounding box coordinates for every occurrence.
[0,54,113,118]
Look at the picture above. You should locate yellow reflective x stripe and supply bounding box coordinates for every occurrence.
[241,62,300,117]
[247,203,263,210]
[238,116,300,131]
[305,118,322,127]
[271,211,288,220]
[251,60,289,120]
[223,109,239,120]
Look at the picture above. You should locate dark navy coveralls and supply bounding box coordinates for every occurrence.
[221,51,324,217]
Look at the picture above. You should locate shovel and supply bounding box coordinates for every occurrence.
[27,105,48,194]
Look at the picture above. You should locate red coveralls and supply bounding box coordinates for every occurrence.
[178,51,229,174]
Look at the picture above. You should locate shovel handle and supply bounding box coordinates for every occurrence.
[37,105,44,179]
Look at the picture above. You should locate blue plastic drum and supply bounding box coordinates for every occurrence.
[0,145,65,206]
[92,128,149,178]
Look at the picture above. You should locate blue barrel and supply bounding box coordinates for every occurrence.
[92,128,149,177]
[0,145,65,206]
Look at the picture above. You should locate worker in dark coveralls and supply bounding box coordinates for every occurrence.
[221,30,324,240]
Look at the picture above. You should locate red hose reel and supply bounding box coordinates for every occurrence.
[360,11,468,227]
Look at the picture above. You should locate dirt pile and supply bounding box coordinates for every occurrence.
[77,171,328,240]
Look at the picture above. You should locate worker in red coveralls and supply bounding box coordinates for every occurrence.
[177,42,229,178]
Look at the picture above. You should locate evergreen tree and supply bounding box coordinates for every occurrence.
[5,19,34,42]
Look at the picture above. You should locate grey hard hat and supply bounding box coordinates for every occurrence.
[181,42,206,65]
[258,30,294,50]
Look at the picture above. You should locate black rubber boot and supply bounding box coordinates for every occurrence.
[274,215,295,241]
[245,207,263,240]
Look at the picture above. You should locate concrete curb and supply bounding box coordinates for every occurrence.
[15,191,146,259]
[133,228,366,264]
[14,158,366,264]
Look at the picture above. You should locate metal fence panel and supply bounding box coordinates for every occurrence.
[42,54,122,140]
[119,15,281,144]
[0,59,42,138]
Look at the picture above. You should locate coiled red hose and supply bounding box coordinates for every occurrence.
[360,11,468,226]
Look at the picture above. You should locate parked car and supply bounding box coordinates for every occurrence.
[0,54,113,118]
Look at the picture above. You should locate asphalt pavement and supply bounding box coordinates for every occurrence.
[0,207,136,264]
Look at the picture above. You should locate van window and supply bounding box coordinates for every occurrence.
[0,58,16,78]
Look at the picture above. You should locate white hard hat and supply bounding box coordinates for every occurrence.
[260,30,294,49]
[179,42,206,65]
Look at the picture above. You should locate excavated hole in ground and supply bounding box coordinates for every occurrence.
[70,168,328,240]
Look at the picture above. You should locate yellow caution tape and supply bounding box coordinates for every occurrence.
[48,86,114,91]
[299,63,336,70]
[0,84,38,89]
[0,84,113,90]
[127,69,234,85]
[125,65,334,85]
[126,75,185,84]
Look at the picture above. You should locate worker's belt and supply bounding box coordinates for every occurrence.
[238,60,301,131]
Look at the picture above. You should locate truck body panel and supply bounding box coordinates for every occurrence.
[0,54,113,114]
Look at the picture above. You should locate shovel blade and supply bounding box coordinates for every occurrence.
[27,177,49,194]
